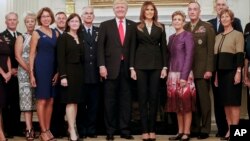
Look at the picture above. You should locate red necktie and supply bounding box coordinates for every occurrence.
[118,20,124,45]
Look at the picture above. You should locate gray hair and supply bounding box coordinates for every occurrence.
[82,6,94,16]
[5,12,18,20]
[23,11,36,22]
[215,0,228,6]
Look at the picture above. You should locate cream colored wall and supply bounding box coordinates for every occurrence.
[0,0,7,32]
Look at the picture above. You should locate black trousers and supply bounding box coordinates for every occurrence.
[51,85,66,136]
[247,87,250,120]
[211,73,228,136]
[2,76,21,135]
[192,78,211,134]
[77,83,100,136]
[136,69,161,133]
[104,63,132,135]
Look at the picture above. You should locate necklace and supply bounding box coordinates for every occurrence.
[68,32,79,44]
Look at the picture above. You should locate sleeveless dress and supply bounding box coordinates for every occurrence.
[17,33,35,111]
[34,29,57,99]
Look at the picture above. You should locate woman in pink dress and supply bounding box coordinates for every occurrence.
[166,11,195,141]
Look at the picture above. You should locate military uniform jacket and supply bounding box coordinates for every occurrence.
[1,29,21,68]
[184,19,215,78]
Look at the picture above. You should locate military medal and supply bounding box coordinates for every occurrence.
[198,39,202,45]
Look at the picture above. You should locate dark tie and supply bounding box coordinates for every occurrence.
[87,28,91,37]
[13,32,16,39]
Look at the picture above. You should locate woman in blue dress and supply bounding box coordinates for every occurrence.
[29,7,58,141]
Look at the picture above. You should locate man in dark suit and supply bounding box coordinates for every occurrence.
[76,6,100,139]
[184,2,215,139]
[50,11,67,138]
[1,12,22,138]
[97,0,136,140]
[207,0,243,138]
[243,22,250,123]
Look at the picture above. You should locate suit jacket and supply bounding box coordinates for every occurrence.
[184,19,215,78]
[83,26,99,84]
[97,18,136,79]
[130,22,167,70]
[57,32,84,78]
[207,17,243,35]
[1,29,21,68]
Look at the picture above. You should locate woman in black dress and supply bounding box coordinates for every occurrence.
[214,9,244,140]
[57,13,84,141]
[0,35,11,141]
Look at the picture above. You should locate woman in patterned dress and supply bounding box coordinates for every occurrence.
[15,11,36,141]
[166,11,195,141]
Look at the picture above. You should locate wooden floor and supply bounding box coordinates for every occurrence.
[9,135,221,141]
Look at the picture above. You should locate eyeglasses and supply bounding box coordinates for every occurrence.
[41,15,51,19]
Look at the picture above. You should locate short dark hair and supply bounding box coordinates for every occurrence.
[55,11,67,17]
[37,7,55,26]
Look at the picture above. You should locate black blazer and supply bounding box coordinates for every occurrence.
[97,18,136,79]
[207,17,243,35]
[57,32,84,78]
[83,26,99,83]
[130,22,167,70]
[1,29,21,68]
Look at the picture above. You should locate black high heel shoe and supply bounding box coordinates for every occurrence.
[169,133,183,140]
[25,128,35,141]
[220,136,230,141]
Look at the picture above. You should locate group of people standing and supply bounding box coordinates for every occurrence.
[0,5,100,141]
[0,0,249,141]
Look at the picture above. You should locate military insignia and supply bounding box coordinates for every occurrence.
[3,36,10,44]
[198,39,203,45]
[95,31,98,42]
[195,26,206,33]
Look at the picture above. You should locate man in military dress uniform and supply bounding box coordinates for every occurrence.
[184,2,215,140]
[1,12,22,138]
[76,6,100,139]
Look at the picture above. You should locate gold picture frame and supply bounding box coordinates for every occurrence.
[89,0,192,7]
[66,0,75,14]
